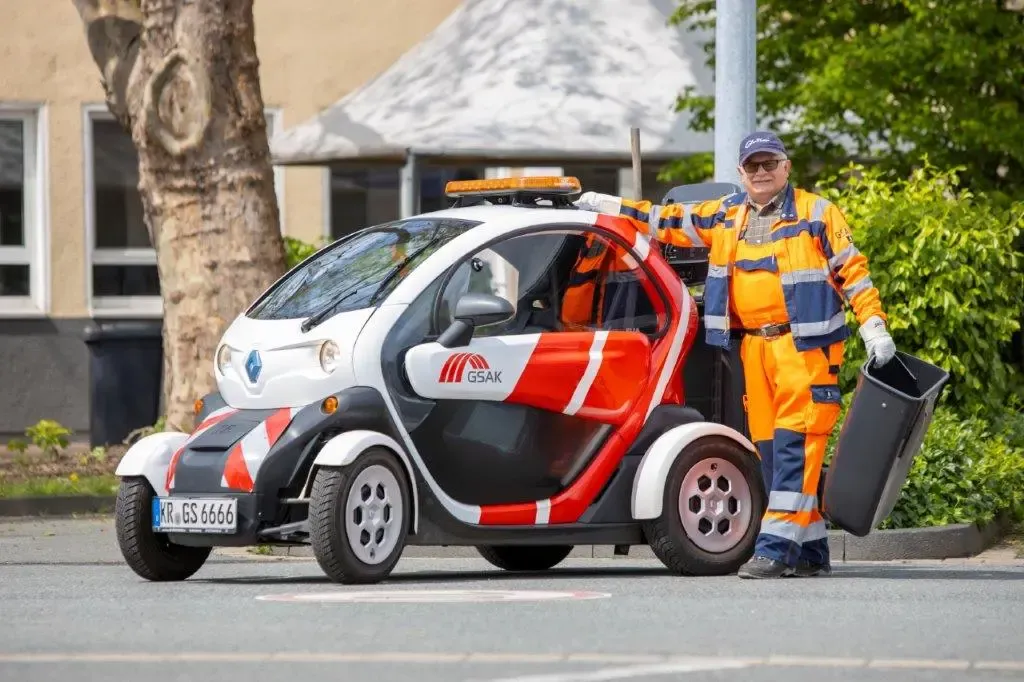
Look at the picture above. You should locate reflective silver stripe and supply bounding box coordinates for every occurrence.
[679,205,707,247]
[760,517,829,544]
[759,517,804,543]
[707,264,730,278]
[704,315,729,331]
[769,491,818,512]
[647,204,661,236]
[829,244,859,271]
[843,276,874,300]
[780,266,829,286]
[811,197,829,222]
[804,519,829,542]
[791,310,847,336]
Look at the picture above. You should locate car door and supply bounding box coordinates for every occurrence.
[400,225,669,507]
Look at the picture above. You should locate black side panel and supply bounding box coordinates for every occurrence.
[262,386,404,502]
[627,405,705,457]
[409,476,644,547]
[576,454,644,524]
[407,399,609,506]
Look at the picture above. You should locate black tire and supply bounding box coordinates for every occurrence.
[642,436,766,576]
[308,447,410,584]
[114,477,212,581]
[476,545,574,571]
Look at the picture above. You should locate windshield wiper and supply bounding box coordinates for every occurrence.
[300,284,367,333]
[300,229,443,333]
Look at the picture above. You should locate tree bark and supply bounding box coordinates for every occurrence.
[73,0,287,433]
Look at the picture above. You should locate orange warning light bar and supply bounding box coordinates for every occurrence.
[444,175,582,197]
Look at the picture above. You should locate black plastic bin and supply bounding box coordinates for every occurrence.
[83,322,164,448]
[821,351,950,537]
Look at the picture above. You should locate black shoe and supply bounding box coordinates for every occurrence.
[737,555,794,579]
[793,559,832,577]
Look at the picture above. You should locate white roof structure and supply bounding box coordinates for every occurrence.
[269,0,714,166]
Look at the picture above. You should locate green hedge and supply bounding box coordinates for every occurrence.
[820,160,1024,413]
[817,161,1024,529]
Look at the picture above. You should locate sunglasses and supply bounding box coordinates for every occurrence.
[742,158,784,174]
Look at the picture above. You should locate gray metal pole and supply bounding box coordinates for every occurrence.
[713,0,757,184]
[399,150,419,218]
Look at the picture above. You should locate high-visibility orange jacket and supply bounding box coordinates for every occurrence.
[560,234,634,329]
[614,184,885,351]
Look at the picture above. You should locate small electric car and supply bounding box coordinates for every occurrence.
[113,176,767,584]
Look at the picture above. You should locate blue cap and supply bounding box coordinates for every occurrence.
[738,131,788,164]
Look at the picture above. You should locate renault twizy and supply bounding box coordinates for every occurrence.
[113,176,769,584]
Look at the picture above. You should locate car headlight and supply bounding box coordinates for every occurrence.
[319,340,340,374]
[216,344,233,374]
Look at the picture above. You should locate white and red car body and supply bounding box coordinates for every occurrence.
[116,200,757,549]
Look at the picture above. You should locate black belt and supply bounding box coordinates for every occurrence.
[731,322,791,339]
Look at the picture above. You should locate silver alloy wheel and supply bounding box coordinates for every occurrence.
[677,456,754,553]
[344,464,403,565]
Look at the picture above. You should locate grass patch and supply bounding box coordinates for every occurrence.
[0,474,120,499]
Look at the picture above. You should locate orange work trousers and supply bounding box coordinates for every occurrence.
[741,332,843,567]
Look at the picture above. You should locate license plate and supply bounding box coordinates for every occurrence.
[152,497,237,534]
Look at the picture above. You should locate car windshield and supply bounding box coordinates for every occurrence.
[246,217,480,321]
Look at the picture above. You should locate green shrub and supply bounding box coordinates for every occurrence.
[284,236,322,268]
[825,401,1024,529]
[820,160,1024,413]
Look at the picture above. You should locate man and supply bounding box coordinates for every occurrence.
[574,131,896,579]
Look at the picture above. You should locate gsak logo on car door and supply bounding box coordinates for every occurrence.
[438,352,503,384]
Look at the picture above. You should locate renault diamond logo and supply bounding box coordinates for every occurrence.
[245,350,262,383]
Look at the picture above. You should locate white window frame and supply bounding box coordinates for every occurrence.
[0,103,49,317]
[84,104,287,318]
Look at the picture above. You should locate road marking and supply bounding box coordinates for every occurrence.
[1,651,1022,673]
[765,655,866,667]
[255,589,612,603]
[470,659,751,682]
[869,658,971,670]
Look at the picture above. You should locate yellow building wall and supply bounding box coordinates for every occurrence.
[0,0,463,317]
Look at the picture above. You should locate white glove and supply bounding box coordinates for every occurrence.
[574,191,623,215]
[859,315,896,366]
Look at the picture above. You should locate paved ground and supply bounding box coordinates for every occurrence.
[1,515,1023,682]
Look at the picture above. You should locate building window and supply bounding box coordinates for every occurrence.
[0,107,46,315]
[85,106,284,316]
[328,165,483,240]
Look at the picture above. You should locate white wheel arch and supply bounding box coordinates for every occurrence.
[114,431,191,497]
[630,422,758,520]
[303,430,420,533]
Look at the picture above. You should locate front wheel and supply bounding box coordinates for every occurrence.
[476,545,574,571]
[114,477,212,581]
[308,447,410,584]
[643,436,765,576]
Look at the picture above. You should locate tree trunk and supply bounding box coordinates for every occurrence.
[73,0,287,433]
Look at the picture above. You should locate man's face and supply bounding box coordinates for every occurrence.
[738,152,791,201]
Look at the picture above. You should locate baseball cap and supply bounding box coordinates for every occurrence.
[738,131,788,164]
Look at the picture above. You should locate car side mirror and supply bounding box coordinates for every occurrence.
[437,293,514,348]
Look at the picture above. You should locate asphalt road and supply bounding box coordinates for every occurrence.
[1,516,1023,682]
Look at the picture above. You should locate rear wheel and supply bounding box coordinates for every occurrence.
[115,477,212,581]
[309,447,410,584]
[643,436,765,576]
[476,545,574,571]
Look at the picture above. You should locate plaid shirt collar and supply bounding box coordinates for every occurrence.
[746,184,790,214]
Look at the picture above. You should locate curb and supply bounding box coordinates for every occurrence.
[0,496,1009,562]
[0,495,117,517]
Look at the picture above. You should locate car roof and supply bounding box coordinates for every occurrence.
[407,202,595,229]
